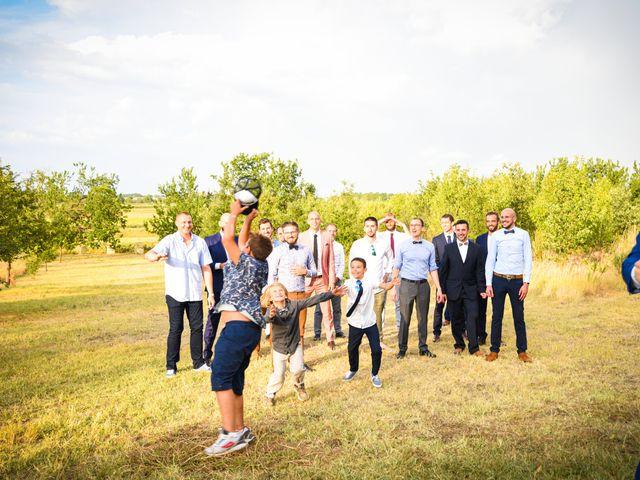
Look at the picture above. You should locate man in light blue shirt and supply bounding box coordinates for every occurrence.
[484,208,533,363]
[392,218,443,359]
[145,212,214,378]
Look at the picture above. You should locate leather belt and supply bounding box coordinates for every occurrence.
[402,278,428,284]
[493,273,523,280]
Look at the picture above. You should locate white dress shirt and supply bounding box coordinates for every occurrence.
[344,277,377,329]
[348,236,393,293]
[333,240,345,281]
[457,240,469,263]
[378,230,410,259]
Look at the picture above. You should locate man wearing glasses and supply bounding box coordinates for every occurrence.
[348,217,393,349]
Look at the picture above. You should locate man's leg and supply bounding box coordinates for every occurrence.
[165,295,185,370]
[507,279,528,353]
[448,297,466,351]
[433,301,444,338]
[477,294,488,344]
[333,279,344,336]
[415,282,431,352]
[394,285,402,330]
[289,291,308,349]
[490,276,508,353]
[464,296,480,354]
[203,309,221,364]
[373,290,387,342]
[313,304,322,339]
[398,281,415,354]
[185,300,205,369]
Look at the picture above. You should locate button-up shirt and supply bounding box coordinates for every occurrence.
[457,241,469,263]
[268,243,316,292]
[394,238,438,281]
[333,241,345,281]
[344,277,377,329]
[152,232,213,302]
[378,230,410,258]
[348,237,393,293]
[485,227,533,285]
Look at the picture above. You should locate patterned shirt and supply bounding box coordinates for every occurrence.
[216,252,269,327]
[267,243,316,292]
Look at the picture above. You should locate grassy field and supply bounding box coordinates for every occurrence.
[0,252,638,479]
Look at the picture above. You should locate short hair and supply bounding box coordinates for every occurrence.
[350,257,367,268]
[326,223,337,230]
[441,214,454,222]
[454,219,469,228]
[486,211,499,220]
[411,217,424,227]
[247,232,273,261]
[258,218,273,227]
[175,211,191,220]
[363,216,378,225]
[281,221,299,231]
[260,282,289,308]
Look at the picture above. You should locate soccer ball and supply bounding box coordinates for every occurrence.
[233,177,261,212]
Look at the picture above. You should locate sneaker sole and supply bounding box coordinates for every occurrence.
[204,440,249,457]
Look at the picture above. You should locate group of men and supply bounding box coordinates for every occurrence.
[146,205,535,378]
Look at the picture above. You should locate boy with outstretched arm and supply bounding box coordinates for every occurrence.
[204,200,273,457]
[342,257,399,388]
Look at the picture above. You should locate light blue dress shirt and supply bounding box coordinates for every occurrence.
[394,239,438,281]
[267,243,316,292]
[485,227,533,285]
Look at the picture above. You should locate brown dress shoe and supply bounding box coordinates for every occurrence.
[485,352,498,362]
[518,352,532,363]
[433,335,441,343]
[473,350,484,357]
[454,347,463,355]
[443,320,450,326]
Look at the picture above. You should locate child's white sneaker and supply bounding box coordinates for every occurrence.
[204,429,247,456]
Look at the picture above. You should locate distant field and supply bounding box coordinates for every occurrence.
[121,203,157,246]
[0,253,638,479]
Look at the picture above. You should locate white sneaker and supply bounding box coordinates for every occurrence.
[371,375,383,388]
[166,369,176,378]
[342,371,357,382]
[193,364,211,373]
[204,430,248,456]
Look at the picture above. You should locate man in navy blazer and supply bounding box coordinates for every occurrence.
[622,233,640,294]
[439,220,486,356]
[431,214,455,341]
[203,213,237,364]
[474,211,499,344]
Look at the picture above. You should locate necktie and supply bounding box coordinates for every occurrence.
[346,280,363,318]
[504,229,515,235]
[390,232,395,256]
[458,242,468,246]
[313,233,319,268]
[447,235,453,244]
[413,240,422,244]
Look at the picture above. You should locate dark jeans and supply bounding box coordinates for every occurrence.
[314,279,343,336]
[348,323,382,376]
[449,296,479,353]
[490,275,527,353]
[432,299,451,335]
[165,295,205,370]
[477,294,488,342]
[398,279,430,354]
[203,290,222,363]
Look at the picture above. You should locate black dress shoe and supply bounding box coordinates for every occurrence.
[396,352,406,359]
[419,349,436,358]
[336,332,345,338]
[312,335,321,341]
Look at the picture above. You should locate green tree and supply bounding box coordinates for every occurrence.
[145,167,211,238]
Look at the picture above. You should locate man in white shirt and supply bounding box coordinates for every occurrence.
[314,223,346,339]
[145,212,214,378]
[348,216,393,348]
[377,212,410,330]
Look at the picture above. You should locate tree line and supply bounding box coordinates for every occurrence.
[2,153,638,286]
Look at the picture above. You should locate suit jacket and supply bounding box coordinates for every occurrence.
[622,233,640,294]
[475,232,489,263]
[204,232,237,297]
[298,229,335,287]
[432,232,455,266]
[439,241,486,301]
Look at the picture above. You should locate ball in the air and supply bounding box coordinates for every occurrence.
[234,177,262,206]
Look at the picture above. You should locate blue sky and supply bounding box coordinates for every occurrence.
[1,0,639,195]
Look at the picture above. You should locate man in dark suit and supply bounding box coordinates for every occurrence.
[622,233,640,294]
[431,213,455,342]
[203,213,237,365]
[474,211,499,345]
[439,220,486,356]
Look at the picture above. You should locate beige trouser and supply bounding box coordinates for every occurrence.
[305,277,335,343]
[373,290,387,341]
[266,343,305,397]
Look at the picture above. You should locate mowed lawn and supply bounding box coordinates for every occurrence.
[0,254,638,479]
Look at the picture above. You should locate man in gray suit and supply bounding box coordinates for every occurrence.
[431,213,455,342]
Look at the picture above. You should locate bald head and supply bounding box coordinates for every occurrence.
[307,211,321,232]
[500,208,517,229]
[219,213,231,230]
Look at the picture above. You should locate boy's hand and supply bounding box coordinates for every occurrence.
[246,208,259,222]
[230,199,244,216]
[268,305,276,318]
[332,285,348,296]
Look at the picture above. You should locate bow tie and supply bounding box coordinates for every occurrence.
[458,242,468,246]
[412,240,422,244]
[504,229,515,235]
[288,244,299,250]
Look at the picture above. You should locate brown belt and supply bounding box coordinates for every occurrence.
[493,273,523,280]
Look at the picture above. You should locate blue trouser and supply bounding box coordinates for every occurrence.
[203,290,221,363]
[348,323,382,376]
[490,275,527,353]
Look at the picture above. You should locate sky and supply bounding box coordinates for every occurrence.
[1,0,638,196]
